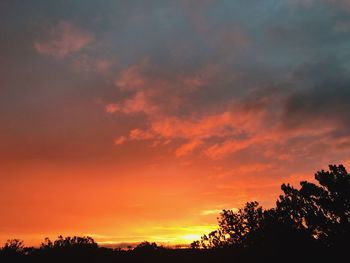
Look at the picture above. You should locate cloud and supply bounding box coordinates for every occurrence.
[105,104,120,113]
[34,21,94,58]
[107,55,350,164]
[108,64,278,158]
[322,0,350,9]
[175,139,203,157]
[282,61,350,133]
[129,129,154,141]
[114,136,126,145]
[107,59,283,158]
[150,112,235,139]
[110,59,221,117]
[291,0,350,10]
[205,139,256,160]
[71,55,110,73]
[122,91,159,115]
[114,59,149,92]
[110,60,183,116]
[201,208,238,216]
[98,1,350,165]
[334,21,350,33]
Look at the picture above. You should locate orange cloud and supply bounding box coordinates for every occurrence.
[129,129,154,140]
[111,60,220,116]
[114,136,126,145]
[175,140,203,157]
[111,106,271,158]
[205,139,254,160]
[149,105,268,140]
[108,59,276,157]
[105,103,120,113]
[115,60,148,91]
[34,21,93,58]
[107,58,349,165]
[201,208,238,216]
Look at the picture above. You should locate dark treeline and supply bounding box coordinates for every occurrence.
[1,165,350,262]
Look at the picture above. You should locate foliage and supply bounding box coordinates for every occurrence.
[133,241,161,252]
[200,202,264,248]
[1,239,25,254]
[199,165,350,250]
[190,240,200,249]
[40,235,98,249]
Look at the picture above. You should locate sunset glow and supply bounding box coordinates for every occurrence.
[1,0,350,247]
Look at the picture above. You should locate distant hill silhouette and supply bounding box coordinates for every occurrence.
[1,164,349,262]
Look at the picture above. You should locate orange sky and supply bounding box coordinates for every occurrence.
[0,153,337,246]
[2,0,350,247]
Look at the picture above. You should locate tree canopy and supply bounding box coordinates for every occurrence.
[197,165,350,251]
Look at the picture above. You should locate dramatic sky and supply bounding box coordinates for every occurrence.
[1,0,350,246]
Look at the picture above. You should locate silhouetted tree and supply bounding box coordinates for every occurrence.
[0,239,26,260]
[40,235,97,250]
[198,165,350,252]
[190,240,200,249]
[1,239,24,254]
[201,202,264,248]
[276,164,350,247]
[133,241,160,252]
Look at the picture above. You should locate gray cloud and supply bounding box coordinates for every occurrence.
[283,59,350,133]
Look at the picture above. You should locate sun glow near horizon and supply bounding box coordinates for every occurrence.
[88,224,218,246]
[1,224,218,248]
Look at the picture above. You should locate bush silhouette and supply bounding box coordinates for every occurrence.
[1,239,25,257]
[40,235,97,250]
[133,241,162,252]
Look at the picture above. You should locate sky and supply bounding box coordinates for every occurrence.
[1,0,350,246]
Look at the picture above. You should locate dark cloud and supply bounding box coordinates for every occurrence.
[283,60,350,134]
